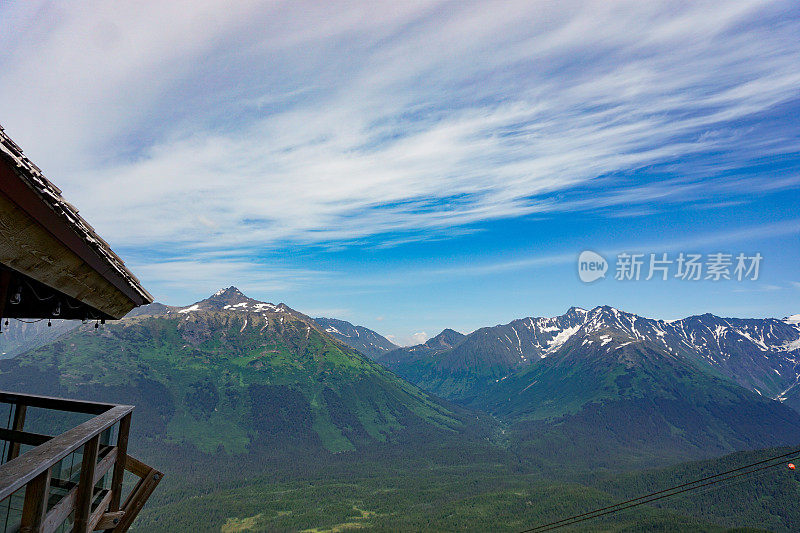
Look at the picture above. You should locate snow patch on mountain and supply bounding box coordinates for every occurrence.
[782,338,800,352]
[545,325,580,355]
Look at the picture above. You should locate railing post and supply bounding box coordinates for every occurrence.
[108,413,130,512]
[73,435,100,533]
[19,468,50,533]
[7,403,27,461]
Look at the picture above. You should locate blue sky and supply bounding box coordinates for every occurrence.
[1,1,799,344]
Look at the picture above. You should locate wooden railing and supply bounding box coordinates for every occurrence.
[0,392,162,532]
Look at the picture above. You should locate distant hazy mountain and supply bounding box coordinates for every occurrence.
[0,318,79,359]
[124,302,175,317]
[0,287,468,454]
[0,302,178,359]
[312,317,398,359]
[377,328,466,366]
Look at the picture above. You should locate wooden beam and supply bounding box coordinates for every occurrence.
[42,483,77,533]
[40,446,115,533]
[95,511,125,530]
[19,468,51,533]
[73,435,100,533]
[0,390,116,415]
[113,459,163,532]
[94,447,118,486]
[0,426,50,448]
[0,394,161,532]
[108,413,131,512]
[0,268,9,329]
[6,403,27,461]
[0,191,140,319]
[0,149,152,310]
[121,454,150,479]
[88,490,113,532]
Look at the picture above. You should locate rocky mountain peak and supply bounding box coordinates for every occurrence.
[428,328,466,348]
[202,286,252,307]
[175,286,289,316]
[563,306,589,320]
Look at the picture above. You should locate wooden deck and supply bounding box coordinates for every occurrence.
[0,391,161,532]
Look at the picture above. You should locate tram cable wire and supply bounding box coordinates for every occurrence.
[520,446,800,532]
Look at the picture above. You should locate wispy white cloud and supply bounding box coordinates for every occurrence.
[731,284,782,293]
[387,331,430,347]
[1,0,799,256]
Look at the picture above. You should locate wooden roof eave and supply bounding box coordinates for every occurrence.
[0,127,152,319]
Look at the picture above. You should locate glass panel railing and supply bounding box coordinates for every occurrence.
[0,486,24,533]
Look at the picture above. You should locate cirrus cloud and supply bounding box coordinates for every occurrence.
[1,0,799,264]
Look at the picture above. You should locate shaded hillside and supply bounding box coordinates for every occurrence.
[594,446,800,533]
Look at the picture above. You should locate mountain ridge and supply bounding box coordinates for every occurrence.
[6,289,799,468]
[0,287,474,455]
[381,305,800,405]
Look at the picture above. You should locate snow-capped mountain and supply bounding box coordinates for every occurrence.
[381,306,800,407]
[156,288,404,364]
[665,314,800,399]
[174,286,291,316]
[478,316,800,462]
[377,305,800,460]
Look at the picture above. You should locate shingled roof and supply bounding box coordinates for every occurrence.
[0,124,152,319]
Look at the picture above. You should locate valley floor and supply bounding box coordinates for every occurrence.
[129,444,796,532]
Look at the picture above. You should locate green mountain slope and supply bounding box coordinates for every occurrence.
[591,446,800,533]
[3,294,797,531]
[0,288,466,454]
[373,306,800,467]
